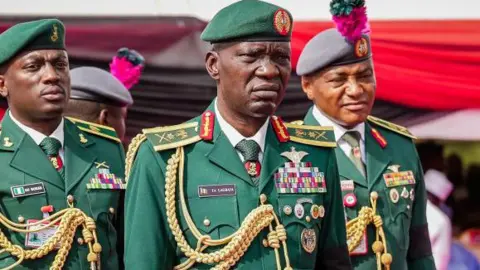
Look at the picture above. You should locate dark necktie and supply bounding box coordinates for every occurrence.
[235,139,261,186]
[39,137,65,179]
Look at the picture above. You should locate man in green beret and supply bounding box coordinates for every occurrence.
[124,1,352,269]
[296,27,435,269]
[0,19,125,269]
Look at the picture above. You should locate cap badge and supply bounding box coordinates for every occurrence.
[273,9,291,36]
[51,24,59,42]
[354,37,368,58]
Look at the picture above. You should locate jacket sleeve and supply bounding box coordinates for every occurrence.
[407,149,436,270]
[124,142,175,270]
[316,150,353,270]
[116,143,126,270]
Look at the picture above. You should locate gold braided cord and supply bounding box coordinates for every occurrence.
[164,147,292,270]
[125,133,147,183]
[0,204,101,270]
[345,192,392,270]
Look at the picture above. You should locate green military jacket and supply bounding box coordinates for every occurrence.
[303,107,435,270]
[124,103,351,270]
[0,112,125,270]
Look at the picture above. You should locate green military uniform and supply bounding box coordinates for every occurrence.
[0,19,125,269]
[124,102,351,269]
[301,109,435,269]
[0,113,125,269]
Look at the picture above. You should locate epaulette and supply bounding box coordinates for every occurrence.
[66,117,121,143]
[125,133,147,183]
[367,115,416,139]
[283,122,336,147]
[143,122,202,152]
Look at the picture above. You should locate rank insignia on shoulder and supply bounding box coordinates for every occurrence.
[275,147,327,194]
[367,115,416,139]
[283,122,336,147]
[383,165,416,187]
[143,121,202,152]
[66,117,121,143]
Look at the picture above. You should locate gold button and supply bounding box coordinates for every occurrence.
[407,205,411,210]
[109,207,115,214]
[370,192,378,200]
[203,218,211,227]
[17,216,25,223]
[77,238,84,245]
[259,194,267,204]
[262,239,268,247]
[306,216,311,222]
[67,195,74,203]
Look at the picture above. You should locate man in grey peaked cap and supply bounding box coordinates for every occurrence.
[65,66,133,142]
[295,28,435,270]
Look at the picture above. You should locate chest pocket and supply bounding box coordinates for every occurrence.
[277,194,325,269]
[383,185,415,250]
[178,196,240,246]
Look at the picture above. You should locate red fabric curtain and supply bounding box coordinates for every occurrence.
[292,20,480,110]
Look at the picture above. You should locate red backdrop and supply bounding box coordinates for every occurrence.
[292,20,480,110]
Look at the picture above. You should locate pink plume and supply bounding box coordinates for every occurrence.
[332,7,371,42]
[109,56,143,90]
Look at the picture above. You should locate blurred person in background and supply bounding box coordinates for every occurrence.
[424,168,454,270]
[65,48,144,145]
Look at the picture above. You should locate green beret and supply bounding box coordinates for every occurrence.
[296,28,372,76]
[201,0,293,43]
[0,19,66,66]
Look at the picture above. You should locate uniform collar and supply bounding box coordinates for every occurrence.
[214,99,268,152]
[9,111,64,148]
[312,105,365,143]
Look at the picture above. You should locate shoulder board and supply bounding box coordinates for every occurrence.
[143,121,201,152]
[367,116,416,139]
[125,133,147,183]
[290,120,304,125]
[284,123,336,147]
[66,117,120,143]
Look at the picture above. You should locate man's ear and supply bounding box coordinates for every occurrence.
[301,76,315,101]
[205,51,220,81]
[0,74,8,98]
[98,108,108,125]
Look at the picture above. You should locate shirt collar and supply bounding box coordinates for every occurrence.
[312,105,365,143]
[9,111,65,147]
[215,99,268,152]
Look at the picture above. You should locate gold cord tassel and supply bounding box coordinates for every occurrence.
[346,192,392,270]
[166,147,292,270]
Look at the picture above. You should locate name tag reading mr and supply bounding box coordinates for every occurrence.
[11,183,46,198]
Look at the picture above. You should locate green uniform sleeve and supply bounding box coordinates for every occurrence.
[124,142,175,269]
[407,148,436,269]
[316,150,352,269]
[116,143,126,270]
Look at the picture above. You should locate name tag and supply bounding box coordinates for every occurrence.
[198,184,236,198]
[11,183,46,198]
[340,180,355,191]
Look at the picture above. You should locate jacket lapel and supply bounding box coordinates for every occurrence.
[365,123,391,189]
[64,121,96,193]
[205,113,253,186]
[335,147,368,188]
[0,112,65,190]
[258,125,285,193]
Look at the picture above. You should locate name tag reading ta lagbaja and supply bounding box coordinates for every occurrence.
[198,184,236,198]
[10,183,46,198]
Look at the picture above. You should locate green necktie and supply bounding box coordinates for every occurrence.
[342,131,366,177]
[235,139,261,186]
[39,137,65,179]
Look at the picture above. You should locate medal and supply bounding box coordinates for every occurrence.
[294,203,305,219]
[301,228,317,253]
[401,187,409,198]
[390,188,399,203]
[343,193,357,208]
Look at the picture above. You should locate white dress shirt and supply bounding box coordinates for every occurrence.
[312,106,366,163]
[427,200,452,270]
[215,100,268,163]
[10,111,65,160]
